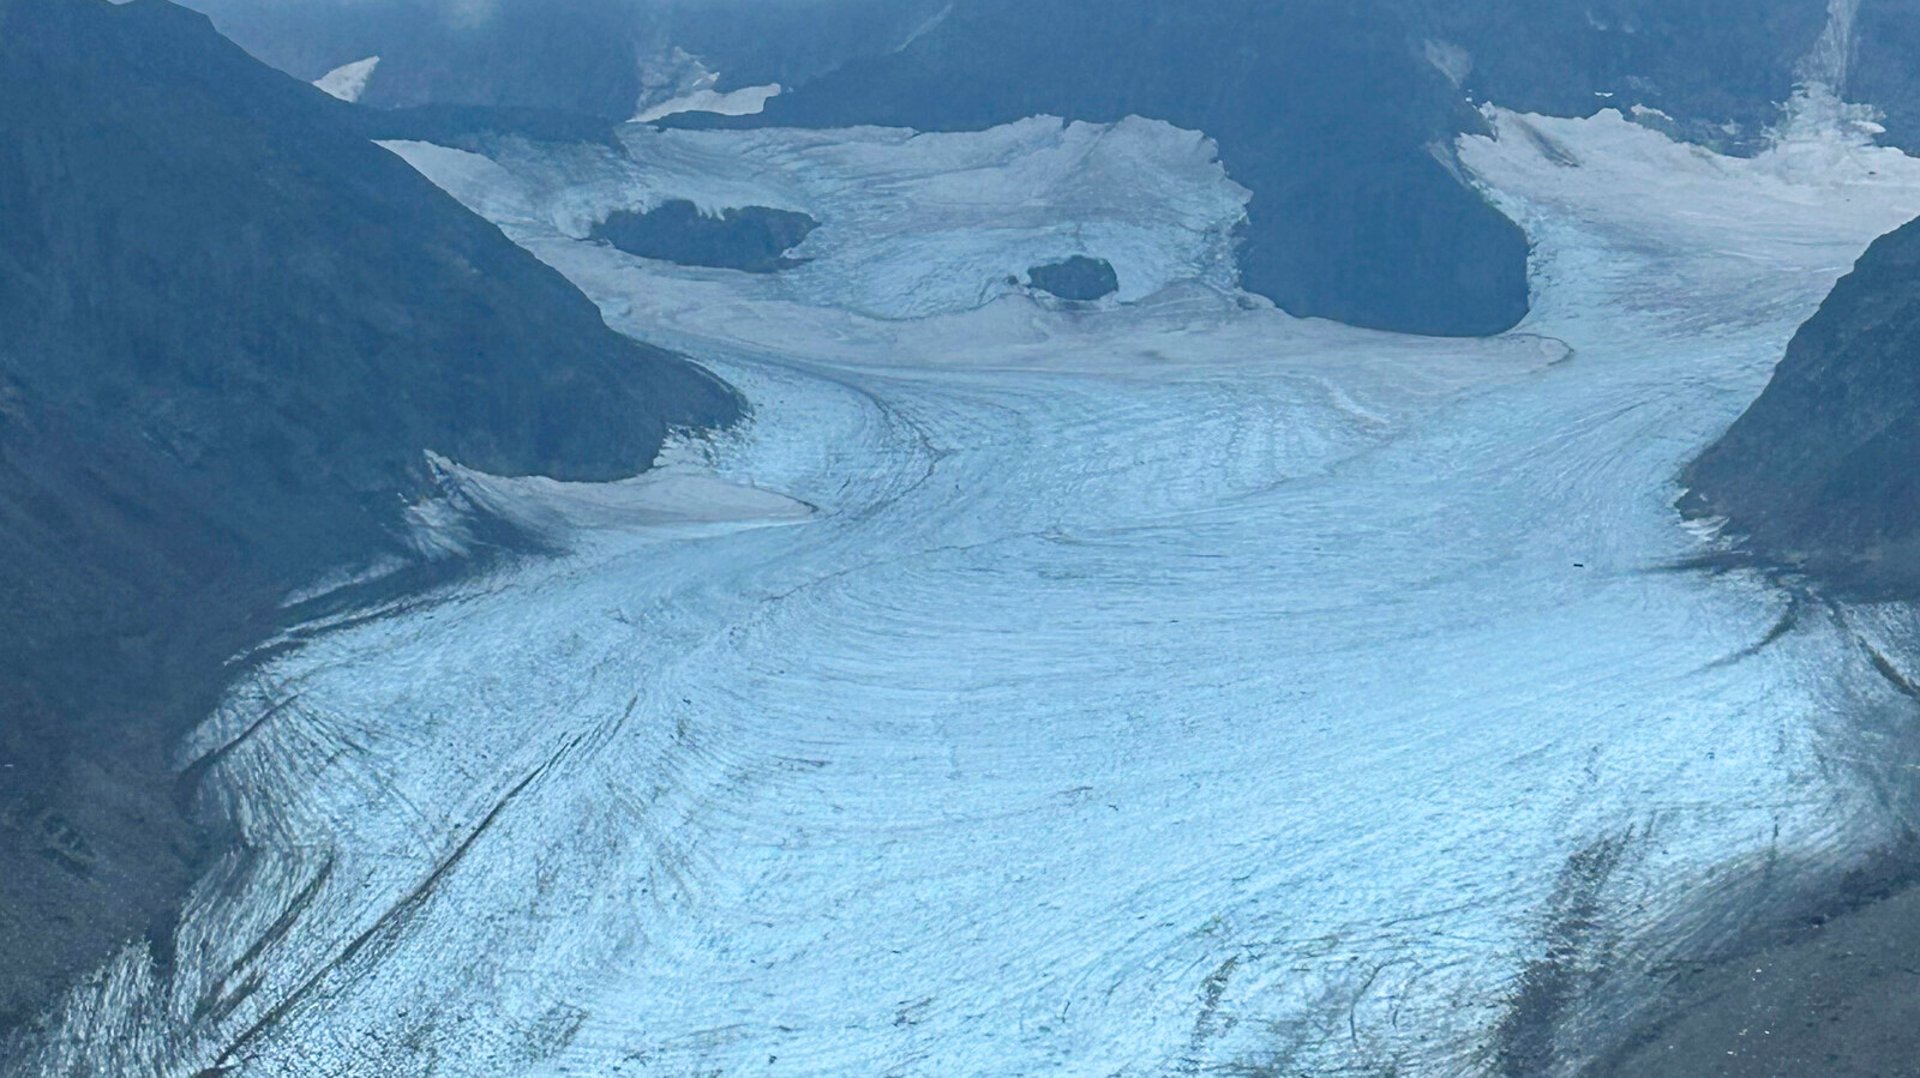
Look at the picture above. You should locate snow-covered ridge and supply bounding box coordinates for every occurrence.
[24,108,1920,1075]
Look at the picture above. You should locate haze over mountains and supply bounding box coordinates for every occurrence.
[187,0,951,120]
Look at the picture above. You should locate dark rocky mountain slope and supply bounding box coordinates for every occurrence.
[1684,215,1920,595]
[0,0,736,1035]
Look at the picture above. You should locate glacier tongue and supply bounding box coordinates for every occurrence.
[29,112,1920,1075]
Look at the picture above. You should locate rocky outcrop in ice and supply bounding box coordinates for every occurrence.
[1026,255,1120,302]
[589,201,818,273]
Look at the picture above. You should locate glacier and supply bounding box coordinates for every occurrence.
[21,106,1920,1076]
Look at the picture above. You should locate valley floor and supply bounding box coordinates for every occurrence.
[21,108,1920,1075]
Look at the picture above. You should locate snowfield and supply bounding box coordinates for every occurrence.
[25,106,1920,1076]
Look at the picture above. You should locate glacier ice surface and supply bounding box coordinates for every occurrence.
[23,108,1920,1076]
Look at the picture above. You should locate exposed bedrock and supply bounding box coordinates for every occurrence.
[1684,214,1920,596]
[1026,256,1120,302]
[590,200,819,273]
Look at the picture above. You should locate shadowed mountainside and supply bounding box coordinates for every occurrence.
[0,0,736,1036]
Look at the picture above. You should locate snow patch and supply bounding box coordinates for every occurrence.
[631,50,782,124]
[632,81,782,124]
[894,2,954,52]
[312,55,378,103]
[277,555,408,609]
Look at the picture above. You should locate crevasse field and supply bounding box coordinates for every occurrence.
[27,100,1920,1075]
